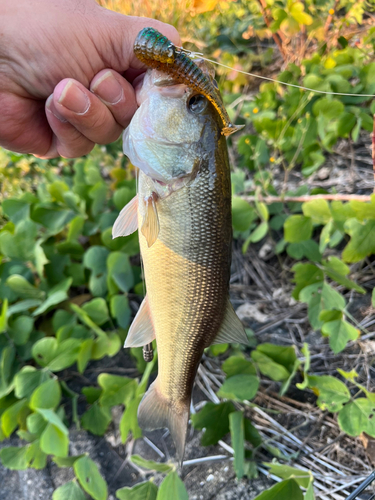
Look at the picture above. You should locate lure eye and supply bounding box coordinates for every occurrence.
[188,94,207,114]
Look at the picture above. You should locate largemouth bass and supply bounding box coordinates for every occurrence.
[113,60,248,463]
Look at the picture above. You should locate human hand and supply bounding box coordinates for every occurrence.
[0,0,180,158]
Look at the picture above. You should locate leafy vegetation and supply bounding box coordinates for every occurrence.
[1,0,375,498]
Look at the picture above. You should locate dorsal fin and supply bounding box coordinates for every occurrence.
[141,194,160,248]
[124,296,156,348]
[211,299,249,345]
[112,196,138,239]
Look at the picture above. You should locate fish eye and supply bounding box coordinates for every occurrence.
[188,94,207,114]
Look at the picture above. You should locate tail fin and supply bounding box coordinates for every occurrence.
[138,379,189,465]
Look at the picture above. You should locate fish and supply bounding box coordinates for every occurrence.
[112,49,248,465]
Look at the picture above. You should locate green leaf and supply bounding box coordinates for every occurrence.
[0,220,37,261]
[372,288,375,308]
[82,298,109,326]
[74,456,108,500]
[30,379,61,410]
[302,199,331,224]
[37,408,69,434]
[81,404,111,436]
[243,221,268,253]
[47,339,81,371]
[322,257,365,293]
[6,275,45,300]
[32,337,58,367]
[27,412,47,436]
[107,252,134,293]
[232,197,256,232]
[53,481,87,500]
[40,422,69,457]
[342,219,375,263]
[308,375,350,412]
[8,315,34,345]
[70,303,107,339]
[67,216,85,241]
[304,481,315,500]
[321,319,359,353]
[264,463,311,488]
[130,455,174,473]
[89,182,108,217]
[53,455,84,467]
[222,356,256,377]
[253,479,303,500]
[156,472,188,500]
[2,199,30,224]
[120,395,143,442]
[7,299,42,317]
[292,263,324,300]
[0,299,8,333]
[0,446,29,470]
[191,402,235,446]
[0,345,15,398]
[299,282,346,330]
[77,338,94,374]
[31,205,75,233]
[83,246,110,296]
[218,374,259,401]
[98,373,137,407]
[244,418,262,447]
[116,481,158,500]
[256,343,296,371]
[284,215,313,243]
[32,291,68,316]
[26,440,47,469]
[338,398,375,437]
[313,98,344,120]
[14,367,49,399]
[287,240,321,261]
[251,351,290,381]
[1,399,28,437]
[229,411,245,479]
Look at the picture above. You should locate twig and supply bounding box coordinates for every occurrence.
[242,194,372,203]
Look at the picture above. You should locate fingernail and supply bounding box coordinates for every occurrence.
[91,71,123,105]
[46,94,67,123]
[56,80,90,114]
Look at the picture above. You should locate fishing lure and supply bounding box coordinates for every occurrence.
[134,27,242,136]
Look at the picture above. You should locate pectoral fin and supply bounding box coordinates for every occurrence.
[124,296,156,348]
[141,195,160,248]
[112,196,138,239]
[212,299,249,345]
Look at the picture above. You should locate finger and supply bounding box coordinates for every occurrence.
[90,69,138,129]
[45,94,95,158]
[52,78,124,144]
[0,92,53,156]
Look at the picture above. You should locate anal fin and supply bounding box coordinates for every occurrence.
[112,196,138,239]
[141,194,160,248]
[212,299,249,345]
[124,296,156,348]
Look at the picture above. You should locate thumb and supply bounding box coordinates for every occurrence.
[100,12,182,72]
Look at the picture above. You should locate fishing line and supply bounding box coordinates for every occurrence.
[181,48,375,98]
